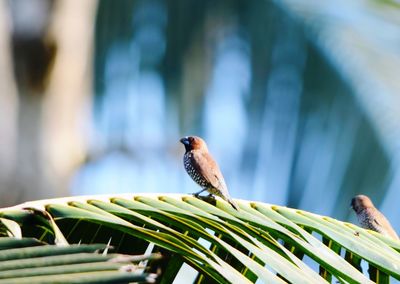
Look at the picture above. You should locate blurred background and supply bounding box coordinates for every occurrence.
[0,0,399,227]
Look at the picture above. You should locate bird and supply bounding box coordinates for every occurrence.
[180,136,238,210]
[351,194,398,240]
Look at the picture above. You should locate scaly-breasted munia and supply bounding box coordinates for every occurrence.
[351,194,398,240]
[180,136,238,210]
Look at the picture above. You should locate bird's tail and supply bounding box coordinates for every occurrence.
[228,198,239,210]
[218,191,239,210]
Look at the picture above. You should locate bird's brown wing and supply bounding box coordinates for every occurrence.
[374,211,399,239]
[190,151,227,192]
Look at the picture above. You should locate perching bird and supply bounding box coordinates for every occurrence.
[351,195,398,240]
[180,136,238,210]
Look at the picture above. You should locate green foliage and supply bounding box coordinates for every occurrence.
[1,194,399,283]
[0,237,158,283]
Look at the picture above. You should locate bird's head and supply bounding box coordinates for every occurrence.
[180,136,208,152]
[351,195,374,213]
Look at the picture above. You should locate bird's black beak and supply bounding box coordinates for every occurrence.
[180,137,189,146]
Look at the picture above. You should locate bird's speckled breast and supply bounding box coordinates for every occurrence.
[358,210,378,231]
[183,152,210,188]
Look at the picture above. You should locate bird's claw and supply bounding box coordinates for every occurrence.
[206,194,216,200]
[192,194,217,207]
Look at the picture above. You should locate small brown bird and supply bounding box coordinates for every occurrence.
[351,195,398,240]
[180,136,238,210]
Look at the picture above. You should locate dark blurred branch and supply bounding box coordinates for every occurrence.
[9,0,56,94]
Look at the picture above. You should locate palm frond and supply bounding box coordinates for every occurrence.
[1,194,399,283]
[0,237,158,283]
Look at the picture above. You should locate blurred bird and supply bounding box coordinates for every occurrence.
[180,136,238,210]
[351,195,398,240]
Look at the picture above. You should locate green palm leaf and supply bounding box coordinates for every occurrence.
[0,237,159,283]
[0,194,398,283]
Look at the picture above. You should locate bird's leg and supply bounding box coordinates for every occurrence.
[193,188,208,197]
